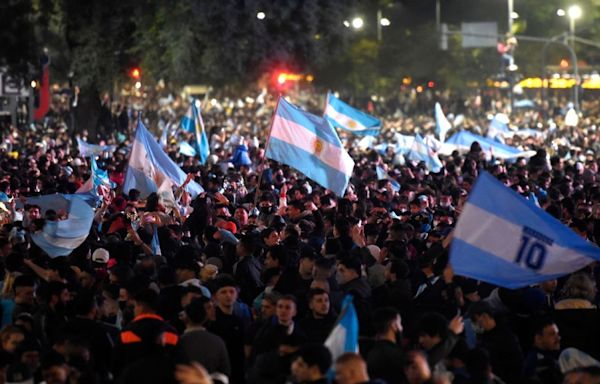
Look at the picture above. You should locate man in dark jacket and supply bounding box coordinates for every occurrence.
[113,289,179,377]
[522,317,562,384]
[298,289,336,343]
[178,297,231,378]
[337,254,373,336]
[367,307,407,384]
[469,301,524,383]
[208,277,247,384]
[233,235,263,304]
[251,295,306,360]
[62,292,113,382]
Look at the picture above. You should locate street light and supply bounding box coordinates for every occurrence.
[380,18,391,26]
[351,17,364,29]
[558,5,582,48]
[568,5,582,19]
[256,11,266,20]
[511,12,519,19]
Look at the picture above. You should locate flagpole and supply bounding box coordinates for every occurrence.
[253,95,282,209]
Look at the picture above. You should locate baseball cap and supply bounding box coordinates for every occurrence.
[92,248,110,264]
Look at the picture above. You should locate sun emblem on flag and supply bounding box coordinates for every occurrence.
[347,120,357,129]
[314,138,324,156]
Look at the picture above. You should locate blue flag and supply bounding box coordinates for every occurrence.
[325,295,359,362]
[450,172,600,289]
[444,131,535,160]
[77,138,116,157]
[408,134,443,172]
[180,100,210,164]
[435,102,451,143]
[376,166,400,192]
[159,120,170,148]
[30,195,95,258]
[266,97,355,197]
[487,113,510,142]
[124,119,203,198]
[178,141,197,157]
[76,157,115,198]
[324,92,381,136]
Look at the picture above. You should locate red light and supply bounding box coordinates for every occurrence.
[277,73,287,84]
[129,67,141,79]
[428,81,435,88]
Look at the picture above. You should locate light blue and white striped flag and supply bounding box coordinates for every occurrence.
[450,172,600,289]
[376,166,400,192]
[76,157,115,197]
[178,142,197,157]
[325,295,359,362]
[124,119,203,198]
[325,92,381,136]
[77,138,116,158]
[266,97,355,197]
[180,100,210,164]
[435,102,452,143]
[30,195,95,258]
[159,120,170,148]
[487,113,510,142]
[408,134,443,173]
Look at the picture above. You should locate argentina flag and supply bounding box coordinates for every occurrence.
[487,113,510,142]
[450,172,600,289]
[324,92,381,136]
[408,134,443,173]
[124,119,203,199]
[30,195,95,258]
[376,166,400,192]
[76,157,115,197]
[77,138,116,158]
[325,295,359,362]
[435,102,452,143]
[180,100,210,164]
[266,97,354,197]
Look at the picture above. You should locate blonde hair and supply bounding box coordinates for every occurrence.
[561,272,597,301]
[1,272,18,299]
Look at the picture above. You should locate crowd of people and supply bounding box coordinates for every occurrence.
[0,86,598,384]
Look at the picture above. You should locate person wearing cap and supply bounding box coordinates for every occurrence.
[92,248,110,265]
[174,254,211,299]
[208,277,246,384]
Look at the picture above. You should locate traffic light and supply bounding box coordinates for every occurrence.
[129,67,142,80]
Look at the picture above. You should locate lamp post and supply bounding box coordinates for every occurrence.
[508,0,514,33]
[567,5,582,49]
